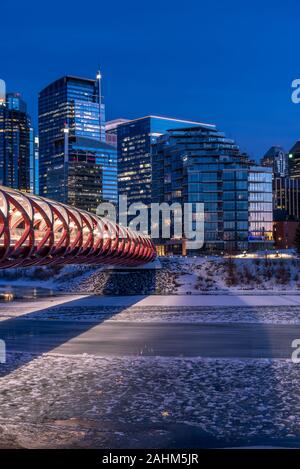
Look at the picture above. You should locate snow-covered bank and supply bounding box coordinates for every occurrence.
[0,255,300,295]
[60,256,300,295]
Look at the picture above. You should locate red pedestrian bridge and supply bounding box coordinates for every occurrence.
[0,186,156,269]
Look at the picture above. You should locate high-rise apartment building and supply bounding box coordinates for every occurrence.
[38,73,117,212]
[248,166,273,248]
[152,126,273,253]
[117,116,213,208]
[0,80,33,193]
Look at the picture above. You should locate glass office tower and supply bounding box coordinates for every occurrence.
[0,84,33,193]
[38,74,116,212]
[152,126,273,253]
[261,145,287,177]
[273,177,300,221]
[261,144,300,224]
[117,116,214,208]
[288,140,300,179]
[71,137,118,206]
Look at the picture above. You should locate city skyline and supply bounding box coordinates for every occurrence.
[1,67,299,164]
[2,2,300,457]
[2,0,300,162]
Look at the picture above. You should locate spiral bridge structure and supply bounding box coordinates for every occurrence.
[0,186,156,269]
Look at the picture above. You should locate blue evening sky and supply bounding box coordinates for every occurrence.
[1,0,300,160]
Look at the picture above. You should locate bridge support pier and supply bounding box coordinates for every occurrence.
[105,258,162,271]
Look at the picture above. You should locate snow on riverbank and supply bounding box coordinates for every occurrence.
[0,255,299,295]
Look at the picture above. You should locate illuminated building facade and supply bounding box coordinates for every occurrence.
[71,137,117,206]
[260,143,300,231]
[39,74,116,212]
[248,166,273,249]
[261,145,287,177]
[117,116,211,208]
[0,82,33,193]
[273,177,300,221]
[152,126,273,253]
[288,140,300,178]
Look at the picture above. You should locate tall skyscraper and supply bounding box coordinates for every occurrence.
[272,174,300,249]
[117,115,214,208]
[261,143,300,225]
[152,125,273,253]
[273,177,300,221]
[38,73,117,212]
[0,81,34,192]
[288,140,300,179]
[261,145,287,177]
